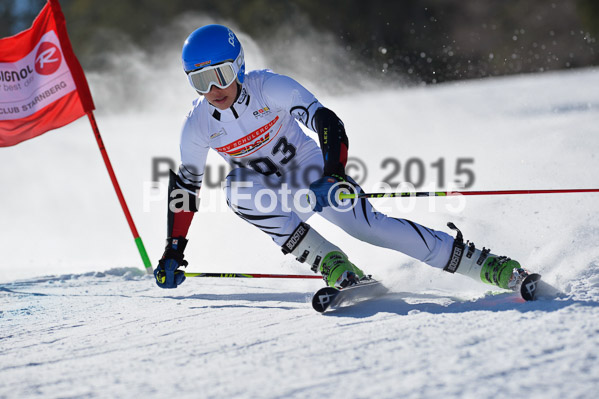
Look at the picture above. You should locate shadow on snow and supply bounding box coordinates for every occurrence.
[159,288,598,316]
[323,291,596,318]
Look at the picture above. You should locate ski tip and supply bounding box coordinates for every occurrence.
[311,280,387,313]
[312,286,339,313]
[519,273,542,301]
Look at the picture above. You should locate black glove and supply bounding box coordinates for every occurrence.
[154,237,188,289]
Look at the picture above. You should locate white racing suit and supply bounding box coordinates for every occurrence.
[173,69,455,270]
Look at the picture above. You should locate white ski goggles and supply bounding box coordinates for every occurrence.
[187,62,237,94]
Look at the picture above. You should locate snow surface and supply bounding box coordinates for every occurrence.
[2,35,599,398]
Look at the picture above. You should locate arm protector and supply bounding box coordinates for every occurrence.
[313,107,349,177]
[167,169,199,239]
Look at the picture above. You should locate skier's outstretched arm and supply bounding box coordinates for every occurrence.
[153,170,200,288]
[261,73,350,211]
[154,114,208,289]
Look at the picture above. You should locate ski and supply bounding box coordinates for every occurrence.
[518,273,541,301]
[517,273,561,301]
[312,279,388,313]
[310,272,557,312]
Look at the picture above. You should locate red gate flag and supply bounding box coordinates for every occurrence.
[0,0,94,147]
[0,1,152,272]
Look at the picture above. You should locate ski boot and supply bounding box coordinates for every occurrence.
[281,222,365,288]
[443,222,532,291]
[320,251,365,288]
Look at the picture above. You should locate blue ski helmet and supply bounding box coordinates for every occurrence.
[182,24,245,84]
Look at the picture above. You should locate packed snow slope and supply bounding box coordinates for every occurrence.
[1,44,599,398]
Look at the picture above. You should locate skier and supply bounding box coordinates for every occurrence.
[154,24,532,293]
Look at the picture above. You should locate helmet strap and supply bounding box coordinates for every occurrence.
[233,81,242,103]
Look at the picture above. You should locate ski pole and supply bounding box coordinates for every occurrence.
[339,188,599,200]
[184,272,322,279]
